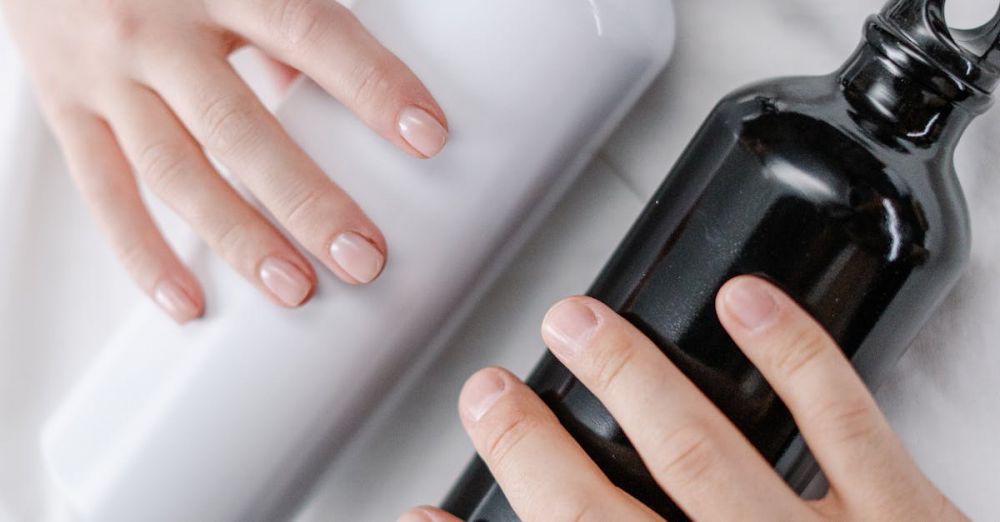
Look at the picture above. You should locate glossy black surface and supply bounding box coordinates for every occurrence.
[443,1,999,520]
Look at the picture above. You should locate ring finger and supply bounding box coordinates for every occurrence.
[104,84,316,308]
[143,48,387,286]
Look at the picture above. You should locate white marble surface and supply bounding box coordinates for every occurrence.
[2,1,999,521]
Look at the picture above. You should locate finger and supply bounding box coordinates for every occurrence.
[144,52,387,285]
[211,0,449,158]
[51,110,203,324]
[104,85,316,308]
[716,276,932,508]
[541,298,812,521]
[458,368,658,522]
[397,506,461,522]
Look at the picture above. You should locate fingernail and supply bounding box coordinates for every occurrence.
[396,509,433,522]
[723,279,780,331]
[461,370,506,422]
[260,257,312,307]
[398,106,448,158]
[542,300,599,356]
[330,232,385,284]
[154,280,200,324]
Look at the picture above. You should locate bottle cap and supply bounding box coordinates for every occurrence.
[879,0,1000,93]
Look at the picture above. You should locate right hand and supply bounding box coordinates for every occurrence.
[402,277,967,521]
[1,0,449,323]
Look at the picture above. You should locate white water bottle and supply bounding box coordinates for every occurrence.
[41,1,676,520]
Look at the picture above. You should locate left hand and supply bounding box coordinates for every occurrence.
[400,276,967,521]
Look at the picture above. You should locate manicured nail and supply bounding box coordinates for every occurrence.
[329,232,385,284]
[461,370,506,422]
[542,300,599,356]
[398,106,448,158]
[154,280,200,324]
[723,278,780,331]
[260,257,312,307]
[396,509,433,522]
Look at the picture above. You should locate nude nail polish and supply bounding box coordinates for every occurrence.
[39,2,678,519]
[153,280,199,324]
[260,258,312,307]
[329,232,385,284]
[398,106,448,158]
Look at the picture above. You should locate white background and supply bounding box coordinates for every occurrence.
[2,1,999,521]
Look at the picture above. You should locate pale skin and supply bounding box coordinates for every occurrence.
[0,0,449,323]
[401,277,968,522]
[0,3,969,517]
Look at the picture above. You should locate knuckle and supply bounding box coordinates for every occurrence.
[136,140,189,195]
[271,0,326,47]
[348,59,394,113]
[214,220,257,265]
[769,327,831,383]
[809,396,881,446]
[281,188,329,232]
[114,237,157,280]
[44,100,88,130]
[650,422,719,490]
[588,333,638,395]
[551,494,607,522]
[481,406,535,473]
[198,94,260,157]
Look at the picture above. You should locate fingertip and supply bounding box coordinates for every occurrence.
[717,276,782,333]
[397,508,431,522]
[541,297,601,358]
[543,296,608,323]
[153,278,204,325]
[259,256,316,307]
[328,231,387,285]
[398,506,460,522]
[459,367,511,424]
[398,105,449,159]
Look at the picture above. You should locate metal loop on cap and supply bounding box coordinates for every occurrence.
[880,0,1000,92]
[950,6,1000,64]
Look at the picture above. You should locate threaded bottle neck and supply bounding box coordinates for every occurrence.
[836,16,992,151]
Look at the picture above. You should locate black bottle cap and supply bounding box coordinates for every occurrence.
[878,0,1000,93]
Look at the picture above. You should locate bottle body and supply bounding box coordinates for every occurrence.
[40,1,676,521]
[444,40,982,520]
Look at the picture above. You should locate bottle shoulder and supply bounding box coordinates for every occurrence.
[689,80,970,265]
[708,75,964,195]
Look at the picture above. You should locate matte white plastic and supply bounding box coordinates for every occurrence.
[41,1,675,520]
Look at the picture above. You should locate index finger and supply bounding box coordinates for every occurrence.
[716,276,931,506]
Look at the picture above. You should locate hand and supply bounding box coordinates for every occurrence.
[401,276,967,521]
[1,0,448,323]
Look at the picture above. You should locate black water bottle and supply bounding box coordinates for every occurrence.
[442,1,1000,520]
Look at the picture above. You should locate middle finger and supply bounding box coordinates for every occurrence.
[541,297,812,521]
[104,84,317,308]
[143,48,387,285]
